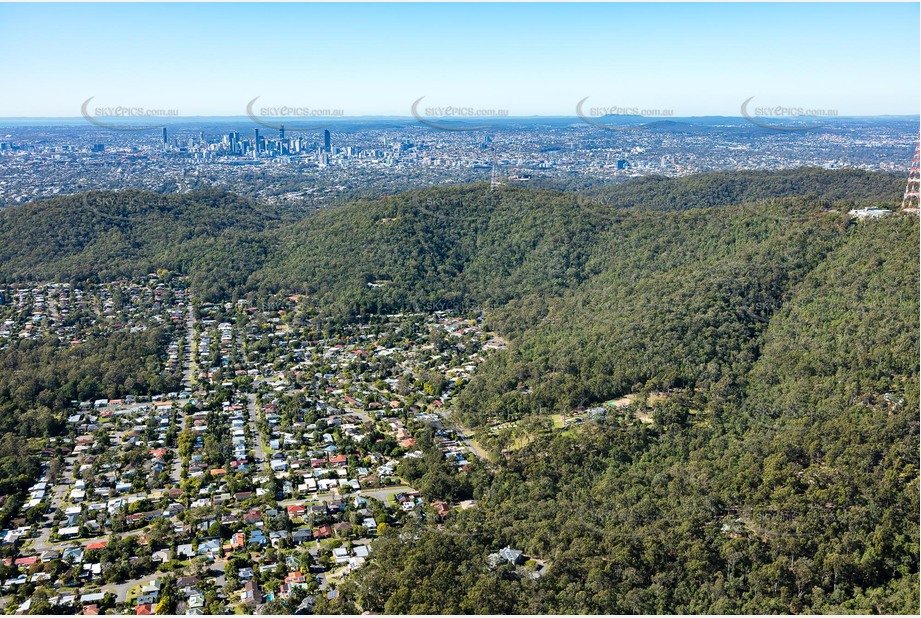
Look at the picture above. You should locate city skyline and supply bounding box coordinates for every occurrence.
[1,2,918,118]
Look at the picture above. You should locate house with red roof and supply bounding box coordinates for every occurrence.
[285,571,307,585]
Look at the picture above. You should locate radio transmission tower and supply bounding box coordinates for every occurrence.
[490,147,501,191]
[901,131,920,211]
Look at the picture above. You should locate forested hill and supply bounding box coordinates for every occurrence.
[582,167,903,210]
[0,188,278,298]
[0,168,917,612]
[0,170,915,431]
[0,168,903,306]
[338,214,918,615]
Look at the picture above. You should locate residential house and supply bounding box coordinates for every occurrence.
[240,580,262,606]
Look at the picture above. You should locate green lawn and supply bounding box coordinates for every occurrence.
[125,582,143,605]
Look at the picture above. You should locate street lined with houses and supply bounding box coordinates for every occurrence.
[0,278,497,615]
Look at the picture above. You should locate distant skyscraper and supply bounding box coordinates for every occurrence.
[279,125,285,141]
[323,129,331,152]
[162,127,168,145]
[254,129,260,155]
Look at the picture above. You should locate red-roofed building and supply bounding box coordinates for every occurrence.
[86,541,107,551]
[229,532,245,550]
[84,604,100,615]
[285,571,307,585]
[286,504,305,517]
[135,603,154,615]
[432,501,450,520]
[329,454,347,466]
[14,556,38,567]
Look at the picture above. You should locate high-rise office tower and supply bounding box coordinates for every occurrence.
[279,125,285,141]
[162,127,168,145]
[254,129,260,154]
[323,129,331,152]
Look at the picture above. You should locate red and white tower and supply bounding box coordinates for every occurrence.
[901,132,920,211]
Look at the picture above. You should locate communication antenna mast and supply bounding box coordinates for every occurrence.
[490,147,501,191]
[901,130,920,211]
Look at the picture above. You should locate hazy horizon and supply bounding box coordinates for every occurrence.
[1,2,918,117]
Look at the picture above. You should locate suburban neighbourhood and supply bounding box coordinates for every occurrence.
[0,276,501,614]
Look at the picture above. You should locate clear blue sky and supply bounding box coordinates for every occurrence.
[1,2,918,117]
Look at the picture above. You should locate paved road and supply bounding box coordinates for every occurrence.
[209,558,227,589]
[181,303,197,389]
[172,303,196,483]
[32,457,76,552]
[71,570,170,604]
[31,527,148,554]
[435,409,490,461]
[170,422,184,483]
[357,486,417,504]
[277,485,414,507]
[246,393,269,474]
[98,573,152,603]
